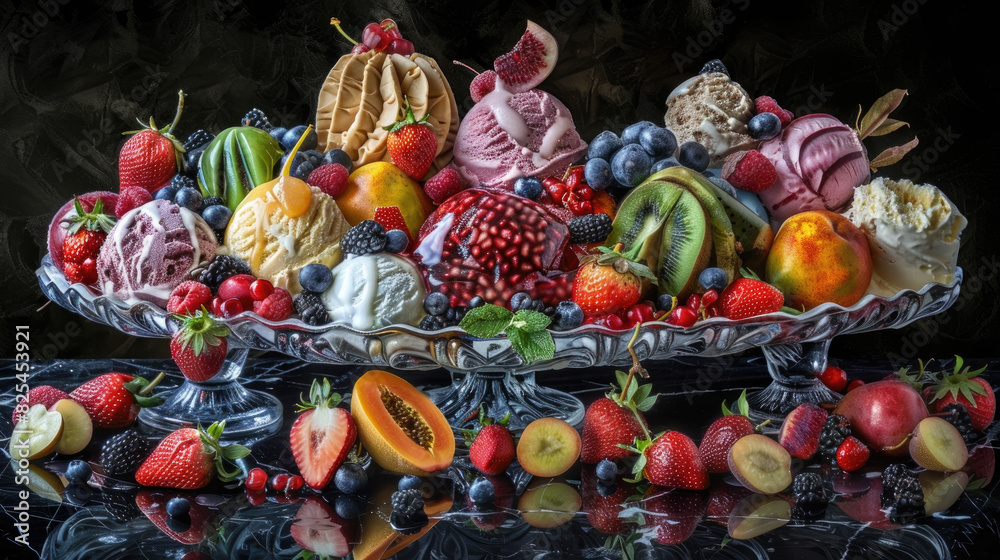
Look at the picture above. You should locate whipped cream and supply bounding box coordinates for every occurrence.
[321,253,427,330]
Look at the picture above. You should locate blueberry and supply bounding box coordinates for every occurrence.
[384,229,409,254]
[335,494,364,519]
[708,177,738,198]
[183,145,207,176]
[334,462,368,494]
[302,149,325,166]
[597,480,618,498]
[587,130,624,161]
[611,144,652,188]
[639,127,677,159]
[677,141,710,172]
[66,460,92,483]
[698,267,729,292]
[269,126,288,144]
[584,158,613,191]
[282,125,318,151]
[657,293,675,311]
[292,159,316,181]
[468,477,495,505]
[513,176,544,200]
[166,515,191,533]
[322,148,353,171]
[423,292,450,316]
[621,121,657,145]
[201,205,232,230]
[468,296,486,309]
[509,292,532,311]
[299,263,334,293]
[174,187,204,212]
[65,482,93,505]
[166,497,191,518]
[398,475,423,492]
[596,458,617,482]
[651,158,680,173]
[748,112,781,140]
[552,301,584,330]
[155,184,181,202]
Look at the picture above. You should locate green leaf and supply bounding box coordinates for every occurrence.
[459,304,514,338]
[506,327,555,363]
[626,377,638,401]
[721,399,733,416]
[637,395,657,412]
[633,384,652,407]
[869,136,919,172]
[736,389,750,417]
[222,444,251,460]
[511,309,551,333]
[615,370,630,391]
[867,117,909,137]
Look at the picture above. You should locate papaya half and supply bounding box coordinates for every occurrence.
[350,370,454,476]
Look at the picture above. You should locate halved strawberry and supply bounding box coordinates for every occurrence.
[290,378,357,490]
[290,496,357,557]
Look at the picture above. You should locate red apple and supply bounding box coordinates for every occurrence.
[47,191,119,271]
[832,379,928,457]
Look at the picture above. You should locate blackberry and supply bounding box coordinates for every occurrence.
[100,428,152,477]
[198,255,253,291]
[818,414,852,464]
[941,403,977,444]
[170,174,197,192]
[184,129,215,151]
[568,213,612,244]
[390,488,428,533]
[293,292,330,326]
[242,108,273,131]
[887,475,925,523]
[101,487,141,522]
[341,220,387,256]
[700,59,729,76]
[203,196,226,208]
[881,463,910,505]
[792,473,827,506]
[419,315,446,331]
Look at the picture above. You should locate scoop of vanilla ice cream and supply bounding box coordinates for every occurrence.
[321,253,427,330]
[845,177,966,297]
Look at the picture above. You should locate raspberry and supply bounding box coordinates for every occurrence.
[167,281,214,315]
[253,287,293,321]
[567,213,612,244]
[115,187,153,218]
[423,167,465,203]
[722,150,777,193]
[754,96,794,127]
[307,164,350,198]
[341,220,387,256]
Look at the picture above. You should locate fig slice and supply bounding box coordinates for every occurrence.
[493,20,558,93]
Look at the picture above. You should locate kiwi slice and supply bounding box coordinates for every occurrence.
[657,190,712,298]
[607,183,682,268]
[703,181,774,275]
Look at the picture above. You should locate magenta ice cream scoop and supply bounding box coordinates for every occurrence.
[451,81,587,190]
[756,113,870,226]
[97,199,217,307]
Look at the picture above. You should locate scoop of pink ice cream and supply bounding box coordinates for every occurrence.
[757,113,870,226]
[97,199,217,307]
[451,81,587,190]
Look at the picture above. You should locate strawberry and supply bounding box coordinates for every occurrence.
[114,186,153,218]
[423,166,465,203]
[167,281,213,315]
[642,487,708,545]
[62,198,116,276]
[12,385,70,424]
[718,278,784,319]
[706,482,754,525]
[816,365,848,392]
[135,421,249,489]
[253,287,293,321]
[721,150,777,192]
[571,243,656,317]
[926,356,995,430]
[384,100,438,180]
[754,95,794,127]
[466,411,515,475]
[119,90,186,193]
[170,310,230,382]
[835,436,869,472]
[627,431,709,490]
[580,467,636,535]
[70,372,165,428]
[290,496,357,557]
[290,378,357,490]
[136,490,216,544]
[307,163,350,198]
[699,390,755,472]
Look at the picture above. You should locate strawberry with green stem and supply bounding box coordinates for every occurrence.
[384,99,438,180]
[464,407,515,475]
[170,310,230,382]
[926,356,994,431]
[70,372,166,429]
[119,90,187,193]
[698,390,759,473]
[135,420,250,489]
[572,243,657,317]
[290,378,357,490]
[62,198,116,284]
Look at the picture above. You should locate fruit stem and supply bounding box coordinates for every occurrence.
[754,419,772,431]
[139,372,166,397]
[623,324,652,442]
[281,124,314,177]
[164,90,185,134]
[452,60,481,76]
[330,18,358,45]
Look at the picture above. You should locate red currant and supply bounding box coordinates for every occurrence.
[220,298,244,318]
[245,468,267,491]
[250,279,274,301]
[686,293,701,310]
[816,365,848,393]
[269,472,290,491]
[245,489,266,506]
[702,289,719,308]
[666,305,698,327]
[285,475,304,493]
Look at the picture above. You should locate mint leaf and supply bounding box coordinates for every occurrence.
[506,326,555,363]
[459,304,513,338]
[511,310,551,333]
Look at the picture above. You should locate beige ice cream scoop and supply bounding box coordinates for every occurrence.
[664,72,757,167]
[316,50,460,179]
[224,182,350,295]
[845,177,966,297]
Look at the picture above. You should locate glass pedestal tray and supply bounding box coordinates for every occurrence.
[38,254,963,435]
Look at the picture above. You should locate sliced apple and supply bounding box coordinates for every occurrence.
[518,478,582,528]
[50,399,93,455]
[10,404,63,460]
[909,417,968,472]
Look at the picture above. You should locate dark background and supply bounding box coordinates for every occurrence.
[1,0,996,364]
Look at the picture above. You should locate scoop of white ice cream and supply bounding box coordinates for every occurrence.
[321,253,427,330]
[845,177,966,297]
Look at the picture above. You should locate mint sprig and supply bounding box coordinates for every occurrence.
[459,304,555,363]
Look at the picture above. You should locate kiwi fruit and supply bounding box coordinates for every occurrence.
[657,190,712,298]
[607,183,682,268]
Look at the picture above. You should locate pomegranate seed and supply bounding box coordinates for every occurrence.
[250,279,274,301]
[667,306,698,327]
[285,475,304,493]
[575,185,594,201]
[361,22,390,50]
[564,166,585,188]
[210,297,224,316]
[686,293,701,310]
[579,201,593,215]
[269,473,290,491]
[702,289,719,308]
[221,298,243,317]
[246,489,266,506]
[542,177,560,188]
[245,468,268,491]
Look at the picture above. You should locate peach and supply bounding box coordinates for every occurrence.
[764,210,872,310]
[336,162,435,240]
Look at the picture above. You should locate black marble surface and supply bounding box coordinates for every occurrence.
[0,356,997,559]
